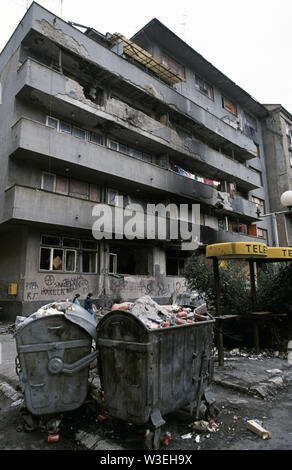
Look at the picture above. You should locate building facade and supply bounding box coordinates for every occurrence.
[262,104,292,246]
[0,3,274,319]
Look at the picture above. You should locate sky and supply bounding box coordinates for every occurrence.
[0,0,291,113]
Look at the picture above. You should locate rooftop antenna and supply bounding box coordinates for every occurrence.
[60,0,63,18]
[179,14,188,42]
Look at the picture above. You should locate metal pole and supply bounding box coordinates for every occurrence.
[271,212,279,247]
[213,258,224,366]
[249,260,260,354]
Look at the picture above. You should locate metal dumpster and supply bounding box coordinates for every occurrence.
[97,308,215,448]
[14,302,98,416]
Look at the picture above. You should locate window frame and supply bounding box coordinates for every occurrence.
[161,53,185,79]
[41,172,56,192]
[109,253,118,274]
[195,75,214,100]
[222,96,237,116]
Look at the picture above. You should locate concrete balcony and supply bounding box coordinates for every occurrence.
[10,117,220,206]
[200,225,264,245]
[10,118,260,222]
[3,185,97,230]
[16,58,260,191]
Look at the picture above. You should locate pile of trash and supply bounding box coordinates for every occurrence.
[14,302,98,341]
[111,295,211,330]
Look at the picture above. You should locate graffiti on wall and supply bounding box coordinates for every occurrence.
[25,275,90,300]
[108,276,187,299]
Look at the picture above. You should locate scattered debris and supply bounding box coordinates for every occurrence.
[10,398,24,408]
[48,434,59,443]
[247,420,272,440]
[181,433,192,439]
[195,435,200,443]
[163,432,171,446]
[190,420,209,433]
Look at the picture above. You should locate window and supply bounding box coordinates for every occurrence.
[40,247,64,271]
[218,218,227,231]
[41,235,61,246]
[161,54,185,78]
[251,196,265,215]
[82,240,97,250]
[257,228,268,240]
[228,219,248,234]
[55,175,68,195]
[142,153,152,163]
[59,121,71,134]
[63,238,80,248]
[129,148,143,160]
[40,235,98,273]
[69,179,89,199]
[222,96,237,116]
[41,173,56,192]
[82,252,97,273]
[41,172,100,202]
[65,250,77,272]
[166,256,186,276]
[195,76,214,100]
[46,116,58,130]
[109,140,118,151]
[89,184,101,202]
[90,133,103,145]
[108,188,119,206]
[72,127,87,141]
[119,143,129,155]
[109,253,117,274]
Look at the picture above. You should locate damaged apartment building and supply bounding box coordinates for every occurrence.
[0,2,274,318]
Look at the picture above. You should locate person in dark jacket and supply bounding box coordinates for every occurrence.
[84,293,94,315]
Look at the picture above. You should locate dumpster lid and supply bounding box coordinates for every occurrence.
[15,302,97,341]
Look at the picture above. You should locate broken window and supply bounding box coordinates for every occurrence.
[166,252,187,276]
[195,76,214,100]
[82,252,97,273]
[251,196,265,215]
[161,54,185,78]
[228,219,248,234]
[39,247,64,271]
[222,96,237,116]
[109,253,117,274]
[257,227,268,240]
[40,235,98,273]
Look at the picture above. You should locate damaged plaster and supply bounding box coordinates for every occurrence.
[37,19,89,59]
